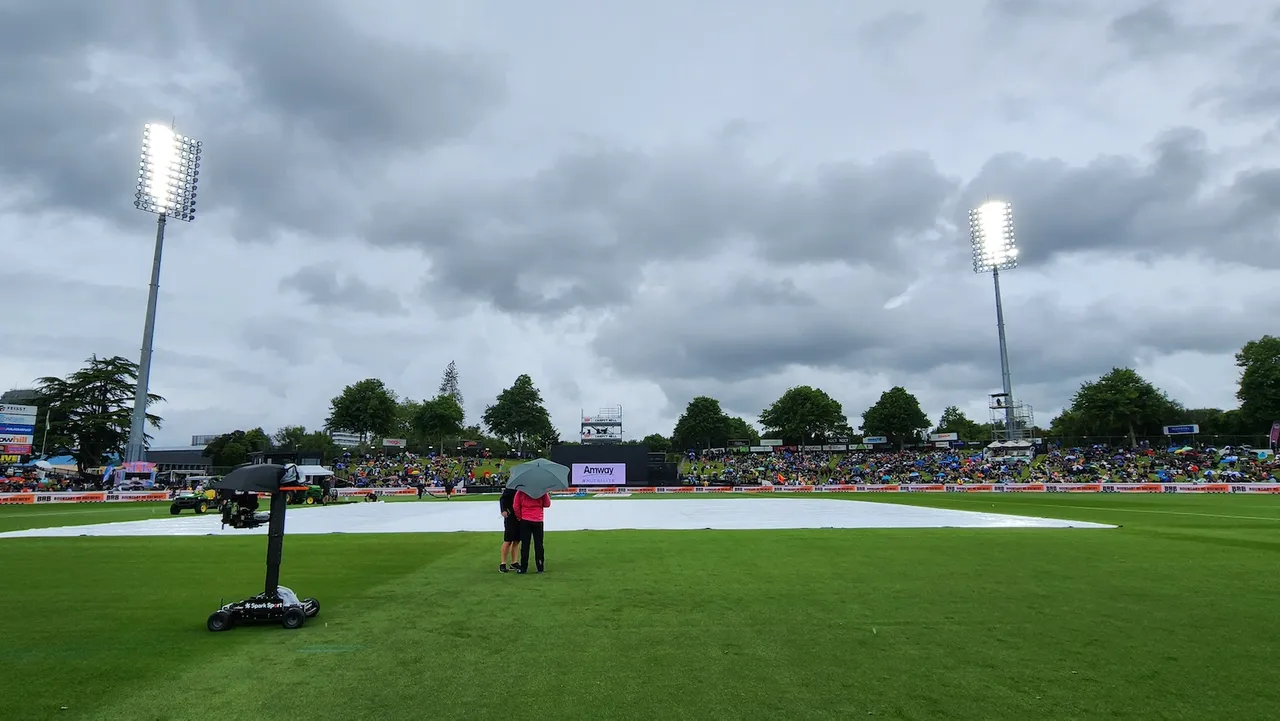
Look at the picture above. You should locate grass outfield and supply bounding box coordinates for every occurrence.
[2,495,1278,720]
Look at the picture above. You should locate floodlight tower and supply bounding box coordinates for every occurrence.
[969,200,1018,438]
[124,123,202,463]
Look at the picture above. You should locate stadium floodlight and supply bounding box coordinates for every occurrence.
[968,200,1017,438]
[124,123,203,464]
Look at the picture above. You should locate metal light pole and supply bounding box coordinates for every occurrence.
[125,123,201,463]
[969,201,1018,438]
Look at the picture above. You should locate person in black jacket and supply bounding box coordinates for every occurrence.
[498,487,521,573]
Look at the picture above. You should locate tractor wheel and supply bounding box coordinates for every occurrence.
[305,496,315,505]
[169,504,181,515]
[196,502,208,514]
[207,611,234,632]
[282,608,306,630]
[303,598,320,617]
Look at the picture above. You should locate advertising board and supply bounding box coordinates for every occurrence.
[571,463,626,486]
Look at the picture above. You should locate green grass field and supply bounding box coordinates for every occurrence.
[3,494,1279,720]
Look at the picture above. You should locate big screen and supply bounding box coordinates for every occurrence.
[571,463,626,485]
[551,444,650,486]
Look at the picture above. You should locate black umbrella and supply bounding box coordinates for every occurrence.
[212,464,305,494]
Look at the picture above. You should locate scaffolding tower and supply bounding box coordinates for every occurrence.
[988,393,1035,442]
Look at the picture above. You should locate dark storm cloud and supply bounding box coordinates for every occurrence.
[0,0,504,239]
[1107,1,1240,60]
[279,265,406,316]
[369,144,954,315]
[958,128,1280,265]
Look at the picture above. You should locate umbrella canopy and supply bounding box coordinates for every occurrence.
[505,459,570,498]
[211,464,302,494]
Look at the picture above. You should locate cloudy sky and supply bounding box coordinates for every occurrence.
[3,0,1278,446]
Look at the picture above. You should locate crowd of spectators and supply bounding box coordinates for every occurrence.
[334,451,515,488]
[682,443,1279,486]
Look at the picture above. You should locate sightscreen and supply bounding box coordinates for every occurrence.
[550,445,650,486]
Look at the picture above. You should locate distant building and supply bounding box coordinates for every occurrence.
[144,448,213,472]
[329,431,362,449]
[0,389,41,405]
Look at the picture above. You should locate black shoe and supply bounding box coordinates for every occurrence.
[536,562,545,573]
[499,564,507,573]
[515,568,527,574]
[512,563,523,572]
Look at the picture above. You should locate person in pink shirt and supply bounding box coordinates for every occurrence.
[514,489,551,573]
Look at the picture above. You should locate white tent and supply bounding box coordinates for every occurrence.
[294,465,335,484]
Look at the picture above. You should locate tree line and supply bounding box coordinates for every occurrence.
[20,335,1280,475]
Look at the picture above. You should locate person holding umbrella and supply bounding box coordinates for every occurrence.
[498,485,521,573]
[505,459,570,574]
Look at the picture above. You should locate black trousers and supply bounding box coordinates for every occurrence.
[519,520,545,569]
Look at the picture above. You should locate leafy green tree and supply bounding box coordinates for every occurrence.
[482,374,555,453]
[641,433,672,452]
[413,394,466,450]
[438,360,464,422]
[203,428,271,467]
[758,386,847,444]
[327,378,398,440]
[725,416,761,444]
[272,425,340,461]
[935,405,986,441]
[37,355,163,475]
[671,396,731,450]
[860,386,930,448]
[1068,367,1181,446]
[1236,335,1280,429]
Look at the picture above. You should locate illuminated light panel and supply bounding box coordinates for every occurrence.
[969,200,1017,273]
[135,123,202,222]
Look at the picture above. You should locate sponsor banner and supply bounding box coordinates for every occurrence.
[0,404,37,416]
[0,434,33,445]
[759,439,783,447]
[381,438,407,448]
[1163,424,1200,435]
[773,485,816,492]
[1232,484,1280,493]
[902,484,946,492]
[929,432,959,442]
[694,486,733,493]
[1046,484,1104,492]
[661,486,695,493]
[35,492,107,503]
[572,462,626,486]
[579,425,623,442]
[0,424,35,435]
[999,484,1046,492]
[1100,483,1166,493]
[947,484,995,492]
[748,446,772,452]
[0,413,36,425]
[106,492,171,502]
[858,484,900,492]
[0,454,25,464]
[3,445,32,454]
[741,486,775,493]
[0,493,35,504]
[629,487,658,493]
[823,485,858,492]
[801,445,823,451]
[333,487,421,497]
[823,444,848,451]
[1168,483,1232,493]
[863,436,887,445]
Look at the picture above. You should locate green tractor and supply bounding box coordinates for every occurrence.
[170,489,218,515]
[285,484,331,506]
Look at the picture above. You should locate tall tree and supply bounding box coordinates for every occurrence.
[413,394,466,451]
[935,405,986,441]
[37,355,163,475]
[327,379,399,440]
[1236,335,1280,429]
[203,428,272,467]
[758,386,847,444]
[641,433,672,452]
[860,386,930,448]
[725,416,761,444]
[482,374,555,453]
[1069,367,1181,446]
[438,360,464,421]
[671,396,731,450]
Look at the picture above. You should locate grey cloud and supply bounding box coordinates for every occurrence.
[957,127,1280,266]
[855,11,925,56]
[1213,34,1280,119]
[280,265,406,316]
[984,0,1084,21]
[372,143,954,316]
[0,0,504,241]
[1107,2,1240,60]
